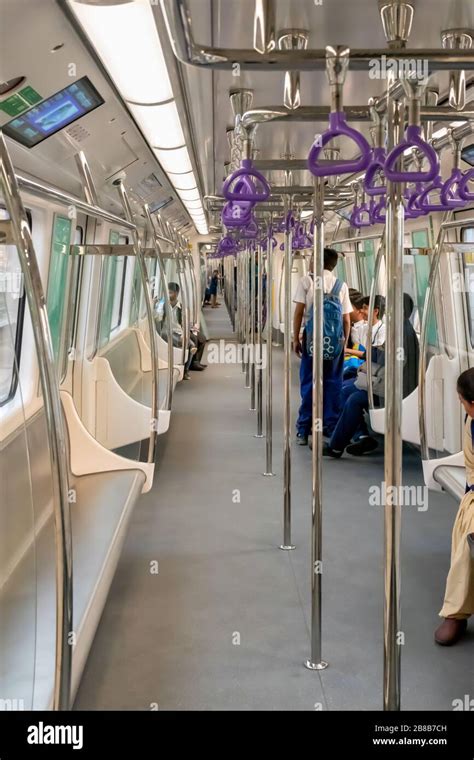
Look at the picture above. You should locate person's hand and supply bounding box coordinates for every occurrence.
[293,340,303,357]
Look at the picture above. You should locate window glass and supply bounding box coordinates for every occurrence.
[0,208,26,404]
[412,229,430,248]
[47,214,72,362]
[110,235,128,332]
[461,228,474,349]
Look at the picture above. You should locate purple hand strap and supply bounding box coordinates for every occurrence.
[222,159,271,202]
[385,125,439,183]
[418,176,451,212]
[364,147,387,196]
[241,218,259,239]
[222,200,254,228]
[459,168,474,201]
[350,202,372,228]
[308,111,372,177]
[440,168,466,208]
[370,198,386,224]
[405,184,427,218]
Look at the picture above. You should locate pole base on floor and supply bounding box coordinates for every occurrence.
[249,407,256,411]
[263,471,275,477]
[304,659,328,671]
[254,434,264,438]
[272,342,281,347]
[280,544,296,551]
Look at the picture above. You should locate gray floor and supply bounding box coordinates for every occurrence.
[74,303,473,711]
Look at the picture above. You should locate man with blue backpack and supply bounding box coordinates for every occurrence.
[293,248,352,445]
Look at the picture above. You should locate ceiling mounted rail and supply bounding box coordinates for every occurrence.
[160,0,474,72]
[241,105,474,128]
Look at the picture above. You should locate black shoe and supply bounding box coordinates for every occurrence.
[296,433,308,446]
[190,363,206,371]
[322,443,343,458]
[346,437,378,456]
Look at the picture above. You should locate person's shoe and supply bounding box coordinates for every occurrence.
[184,371,191,380]
[296,433,308,446]
[434,618,468,646]
[346,437,378,456]
[322,443,343,458]
[189,363,205,371]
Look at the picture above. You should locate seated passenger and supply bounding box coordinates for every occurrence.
[158,282,207,378]
[435,368,474,646]
[323,293,417,458]
[344,295,386,362]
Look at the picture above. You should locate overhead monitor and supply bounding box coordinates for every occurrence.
[1,76,104,148]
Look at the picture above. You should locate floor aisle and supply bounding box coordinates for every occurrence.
[74,303,473,711]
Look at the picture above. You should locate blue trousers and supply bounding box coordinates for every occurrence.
[296,337,345,436]
[329,381,369,452]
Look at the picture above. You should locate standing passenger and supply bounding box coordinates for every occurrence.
[435,368,474,646]
[209,269,220,308]
[293,248,352,444]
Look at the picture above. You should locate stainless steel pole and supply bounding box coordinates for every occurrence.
[245,247,251,388]
[250,244,256,411]
[383,97,404,712]
[281,214,295,550]
[264,226,275,476]
[305,177,328,671]
[255,241,264,436]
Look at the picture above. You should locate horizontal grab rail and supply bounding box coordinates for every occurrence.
[16,174,135,230]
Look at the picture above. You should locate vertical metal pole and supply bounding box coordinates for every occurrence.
[281,214,295,550]
[250,245,256,411]
[305,178,328,670]
[264,225,275,476]
[255,241,264,435]
[383,97,404,712]
[118,183,159,463]
[245,247,251,388]
[1,134,73,710]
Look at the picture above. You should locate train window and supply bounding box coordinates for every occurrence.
[99,231,128,346]
[110,235,128,332]
[461,226,474,243]
[46,214,72,362]
[129,260,141,326]
[461,227,474,349]
[412,229,430,248]
[0,207,27,405]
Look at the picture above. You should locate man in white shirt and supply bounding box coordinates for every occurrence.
[293,248,352,444]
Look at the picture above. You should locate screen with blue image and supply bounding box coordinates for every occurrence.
[462,143,474,167]
[2,77,104,148]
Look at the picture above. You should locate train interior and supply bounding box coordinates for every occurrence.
[1,0,474,712]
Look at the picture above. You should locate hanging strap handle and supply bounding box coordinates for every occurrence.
[384,125,439,183]
[222,159,271,202]
[440,168,466,208]
[364,147,387,196]
[418,175,451,212]
[308,112,372,177]
[459,168,474,201]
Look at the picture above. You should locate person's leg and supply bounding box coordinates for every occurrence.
[296,346,313,441]
[195,331,206,364]
[323,349,344,433]
[436,494,474,644]
[328,388,369,454]
[211,293,217,308]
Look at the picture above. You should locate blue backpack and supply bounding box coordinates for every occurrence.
[306,279,344,361]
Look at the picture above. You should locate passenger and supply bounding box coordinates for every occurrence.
[293,248,352,445]
[209,269,220,308]
[165,282,207,377]
[323,293,416,458]
[435,368,474,646]
[344,295,386,361]
[203,287,212,306]
[343,291,365,379]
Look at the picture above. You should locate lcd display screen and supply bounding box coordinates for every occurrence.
[1,77,104,148]
[462,143,474,167]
